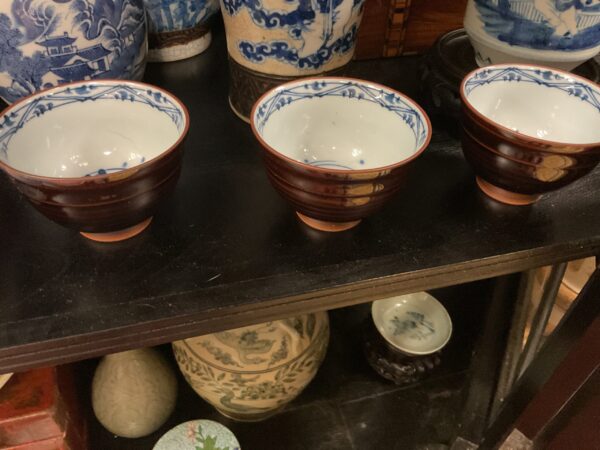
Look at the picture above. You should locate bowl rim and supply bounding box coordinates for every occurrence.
[0,79,190,183]
[250,76,432,174]
[371,291,453,356]
[460,63,600,148]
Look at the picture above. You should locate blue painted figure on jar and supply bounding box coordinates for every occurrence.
[0,0,147,104]
[473,0,600,50]
[221,0,365,75]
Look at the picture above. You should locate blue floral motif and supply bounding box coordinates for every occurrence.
[474,0,600,51]
[0,83,184,161]
[464,66,600,112]
[144,0,219,33]
[255,80,429,148]
[0,0,147,104]
[222,0,365,69]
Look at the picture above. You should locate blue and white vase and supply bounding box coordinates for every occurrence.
[464,0,600,70]
[222,0,366,120]
[0,0,147,105]
[144,0,220,62]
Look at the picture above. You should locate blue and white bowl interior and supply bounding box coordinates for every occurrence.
[372,292,452,356]
[463,66,600,144]
[145,0,220,33]
[0,82,186,178]
[253,79,430,170]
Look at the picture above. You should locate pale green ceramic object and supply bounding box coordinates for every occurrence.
[153,420,240,450]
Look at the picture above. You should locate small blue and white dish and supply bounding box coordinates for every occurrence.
[371,292,453,355]
[0,80,189,242]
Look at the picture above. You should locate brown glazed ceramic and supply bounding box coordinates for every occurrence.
[0,80,189,242]
[460,64,600,205]
[259,149,413,231]
[251,77,432,231]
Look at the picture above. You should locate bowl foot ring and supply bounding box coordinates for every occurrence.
[80,217,153,243]
[296,212,361,232]
[476,177,540,206]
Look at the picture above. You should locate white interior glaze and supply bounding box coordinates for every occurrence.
[372,292,452,355]
[466,78,600,144]
[260,96,419,170]
[3,95,182,178]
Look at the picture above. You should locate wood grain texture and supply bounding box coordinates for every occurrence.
[354,0,391,59]
[402,0,467,54]
[354,0,467,58]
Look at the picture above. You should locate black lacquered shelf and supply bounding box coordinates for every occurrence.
[1,26,600,374]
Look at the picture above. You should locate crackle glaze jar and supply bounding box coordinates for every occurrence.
[0,0,147,104]
[220,0,366,120]
[173,312,329,421]
[144,0,220,62]
[92,348,178,438]
[464,0,600,70]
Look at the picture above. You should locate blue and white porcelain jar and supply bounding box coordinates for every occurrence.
[0,0,147,104]
[144,0,220,62]
[464,0,600,70]
[222,0,366,120]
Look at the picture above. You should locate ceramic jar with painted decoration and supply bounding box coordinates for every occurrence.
[0,0,148,105]
[464,0,600,70]
[173,312,329,421]
[144,0,220,62]
[220,0,366,120]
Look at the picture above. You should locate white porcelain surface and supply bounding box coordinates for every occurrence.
[0,81,187,178]
[372,292,452,355]
[92,348,178,438]
[253,78,430,170]
[463,65,600,144]
[0,373,13,391]
[464,0,600,70]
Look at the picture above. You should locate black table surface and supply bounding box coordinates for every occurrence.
[1,26,599,373]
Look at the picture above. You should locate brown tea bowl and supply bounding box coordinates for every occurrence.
[251,77,432,232]
[0,80,189,242]
[460,64,600,206]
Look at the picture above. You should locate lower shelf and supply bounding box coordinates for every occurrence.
[81,280,491,449]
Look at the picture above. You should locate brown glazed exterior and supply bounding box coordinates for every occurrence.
[261,151,410,223]
[460,66,600,202]
[0,81,189,235]
[3,150,183,234]
[251,77,431,227]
